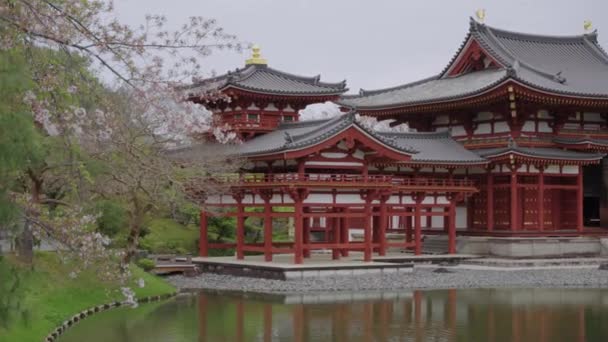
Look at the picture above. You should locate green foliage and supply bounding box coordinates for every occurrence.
[0,252,175,341]
[96,200,128,237]
[0,49,41,224]
[136,258,156,272]
[139,218,199,254]
[173,202,200,226]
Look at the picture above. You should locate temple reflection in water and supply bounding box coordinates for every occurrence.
[197,289,607,342]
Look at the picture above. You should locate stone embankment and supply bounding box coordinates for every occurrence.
[168,266,608,294]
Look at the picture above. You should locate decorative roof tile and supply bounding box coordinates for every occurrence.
[339,18,608,110]
[237,112,487,164]
[184,64,347,97]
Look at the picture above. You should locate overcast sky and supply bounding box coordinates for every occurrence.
[114,0,607,94]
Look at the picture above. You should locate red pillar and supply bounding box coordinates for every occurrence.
[332,215,341,260]
[538,169,545,231]
[487,172,494,232]
[425,207,432,228]
[303,209,310,258]
[263,198,273,262]
[294,199,304,264]
[340,209,349,257]
[199,209,208,257]
[236,200,245,260]
[364,200,373,262]
[448,197,457,254]
[577,165,584,232]
[414,198,423,255]
[379,199,388,256]
[405,207,413,243]
[510,169,518,231]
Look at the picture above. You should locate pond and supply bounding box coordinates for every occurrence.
[59,288,608,342]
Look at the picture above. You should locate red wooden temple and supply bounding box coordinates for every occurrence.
[184,18,608,263]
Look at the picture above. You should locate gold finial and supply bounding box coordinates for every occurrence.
[584,20,593,32]
[475,9,486,23]
[245,44,267,65]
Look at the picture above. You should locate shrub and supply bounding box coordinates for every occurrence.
[136,258,156,272]
[96,200,127,237]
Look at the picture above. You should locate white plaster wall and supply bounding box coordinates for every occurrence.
[451,125,466,136]
[336,194,365,204]
[434,115,449,125]
[562,165,579,174]
[584,112,602,122]
[321,152,348,158]
[538,122,552,133]
[545,165,560,174]
[305,161,363,167]
[265,103,279,111]
[494,121,510,133]
[304,193,333,204]
[476,111,494,121]
[475,123,492,134]
[522,121,535,132]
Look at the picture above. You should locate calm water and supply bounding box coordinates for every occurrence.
[59,288,608,342]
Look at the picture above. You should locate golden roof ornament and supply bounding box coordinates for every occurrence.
[245,44,267,66]
[584,20,593,33]
[475,9,486,23]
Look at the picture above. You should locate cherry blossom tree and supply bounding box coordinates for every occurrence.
[1,1,244,272]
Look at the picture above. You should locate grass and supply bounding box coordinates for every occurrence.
[139,218,199,255]
[0,251,175,342]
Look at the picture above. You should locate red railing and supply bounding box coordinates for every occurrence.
[213,173,476,188]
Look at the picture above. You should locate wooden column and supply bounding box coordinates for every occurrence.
[199,209,208,257]
[448,195,457,254]
[487,172,494,232]
[332,214,341,260]
[303,209,310,258]
[426,207,432,228]
[364,199,373,262]
[262,195,273,262]
[379,198,388,256]
[510,167,519,231]
[235,196,245,260]
[340,209,349,257]
[538,167,545,231]
[405,207,413,243]
[577,165,584,232]
[414,194,424,255]
[294,199,304,264]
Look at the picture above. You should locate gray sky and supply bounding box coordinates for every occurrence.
[115,0,607,94]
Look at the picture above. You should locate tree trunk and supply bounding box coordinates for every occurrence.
[18,170,42,264]
[16,218,33,264]
[122,207,144,265]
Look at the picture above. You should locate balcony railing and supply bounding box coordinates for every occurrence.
[212,173,476,189]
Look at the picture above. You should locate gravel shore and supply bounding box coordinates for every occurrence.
[167,266,608,294]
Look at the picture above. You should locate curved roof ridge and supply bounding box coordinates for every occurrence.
[263,66,347,89]
[377,130,451,139]
[478,20,592,42]
[352,75,440,98]
[288,113,353,142]
[582,35,608,64]
[276,117,333,130]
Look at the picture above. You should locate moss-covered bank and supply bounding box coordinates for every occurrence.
[0,252,175,341]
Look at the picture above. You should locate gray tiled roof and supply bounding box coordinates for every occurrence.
[184,64,347,96]
[237,112,488,164]
[339,18,608,109]
[553,137,608,147]
[339,69,508,109]
[377,131,488,164]
[475,146,605,161]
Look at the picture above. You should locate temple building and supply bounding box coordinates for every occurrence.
[183,45,347,140]
[186,18,608,264]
